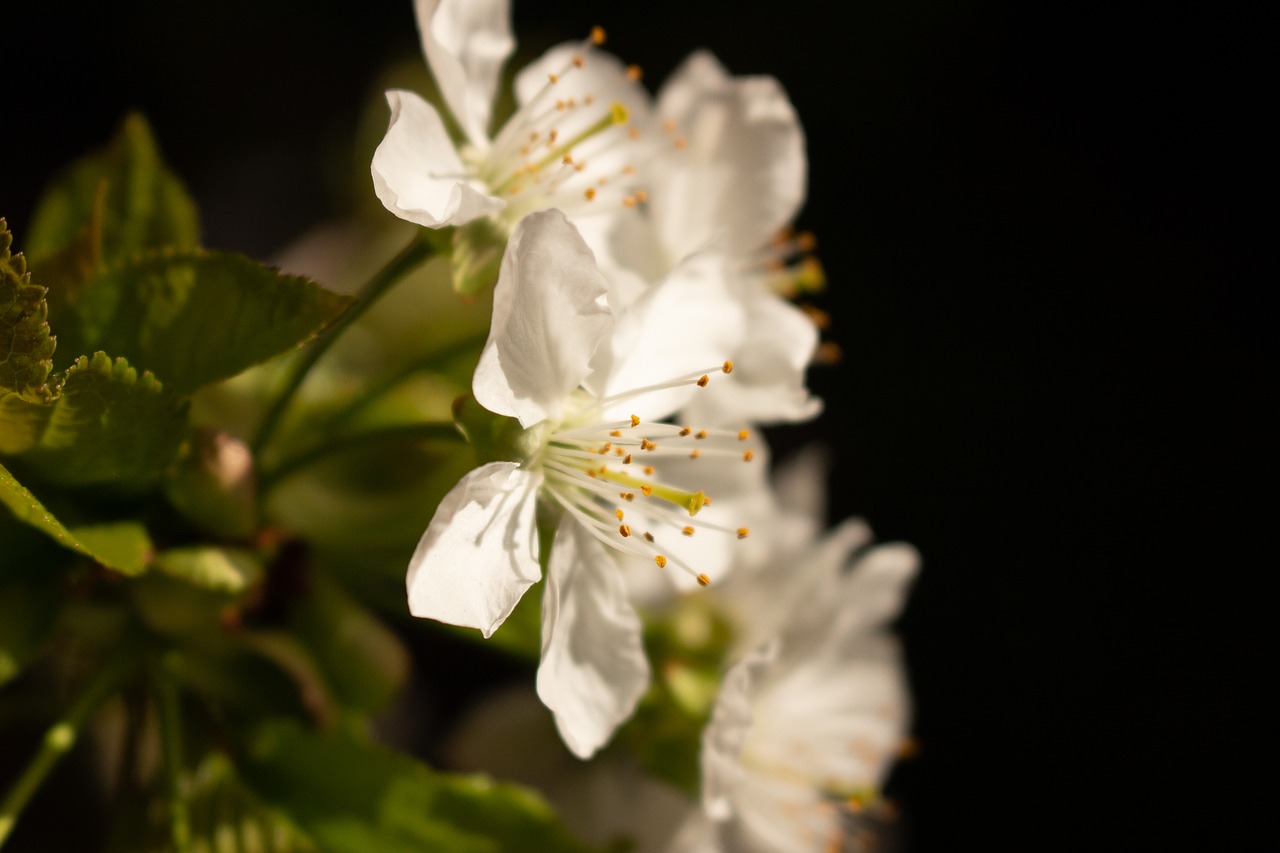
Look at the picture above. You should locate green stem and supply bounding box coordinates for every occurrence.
[0,646,138,848]
[259,422,464,492]
[251,233,438,456]
[153,655,191,853]
[319,332,488,436]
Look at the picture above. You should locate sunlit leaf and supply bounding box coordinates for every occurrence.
[0,460,152,574]
[0,219,56,398]
[63,250,352,393]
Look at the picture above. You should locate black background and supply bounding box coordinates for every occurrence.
[0,1,1264,850]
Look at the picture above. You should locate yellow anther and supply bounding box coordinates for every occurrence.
[641,485,653,497]
[616,508,625,521]
[742,450,755,462]
[696,573,711,587]
[697,375,709,387]
[546,129,559,145]
[802,304,831,329]
[723,360,734,373]
[598,441,612,454]
[584,187,597,201]
[816,341,843,365]
[556,99,567,111]
[702,496,712,505]
[643,466,655,475]
[587,470,598,478]
[797,231,818,251]
[573,55,585,68]
[689,449,701,459]
[679,426,692,436]
[696,430,708,440]
[738,429,750,440]
[674,137,689,149]
[626,64,643,81]
[623,164,636,175]
[623,196,637,208]
[634,189,648,203]
[640,438,656,451]
[624,492,636,501]
[623,453,633,464]
[682,526,695,536]
[549,73,559,84]
[615,447,625,456]
[598,176,610,185]
[662,118,677,133]
[619,524,631,537]
[655,555,667,568]
[584,94,595,105]
[609,430,622,437]
[643,532,655,542]
[737,527,750,539]
[591,25,606,45]
[630,414,640,427]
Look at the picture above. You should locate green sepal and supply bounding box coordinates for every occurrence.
[239,720,593,853]
[25,112,200,268]
[0,219,56,397]
[164,429,258,539]
[60,249,353,393]
[0,459,152,574]
[7,352,187,489]
[451,218,505,296]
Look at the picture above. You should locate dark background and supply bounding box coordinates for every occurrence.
[1,1,1263,850]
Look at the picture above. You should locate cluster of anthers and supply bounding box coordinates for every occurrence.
[474,27,686,222]
[536,361,753,587]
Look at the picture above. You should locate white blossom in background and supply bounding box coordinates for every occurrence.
[406,210,767,758]
[372,0,660,232]
[677,528,919,852]
[590,51,824,426]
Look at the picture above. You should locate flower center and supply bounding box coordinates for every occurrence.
[534,361,754,586]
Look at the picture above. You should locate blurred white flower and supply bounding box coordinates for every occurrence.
[594,51,824,426]
[678,530,919,852]
[372,0,658,231]
[407,210,762,757]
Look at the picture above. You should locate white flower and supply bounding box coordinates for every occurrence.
[406,210,761,758]
[678,530,919,852]
[372,0,658,231]
[598,51,824,426]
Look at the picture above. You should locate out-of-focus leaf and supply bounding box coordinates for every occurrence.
[63,250,352,393]
[25,113,199,268]
[8,352,187,488]
[0,577,61,686]
[0,220,56,398]
[154,546,263,593]
[0,460,151,574]
[290,573,409,714]
[240,721,592,853]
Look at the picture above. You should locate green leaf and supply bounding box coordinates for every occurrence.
[62,249,352,393]
[240,721,592,853]
[25,113,199,267]
[289,573,409,714]
[154,546,263,592]
[10,352,187,488]
[0,459,152,574]
[0,219,56,397]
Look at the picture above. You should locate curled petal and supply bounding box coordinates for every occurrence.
[415,0,514,148]
[701,640,778,820]
[537,515,650,759]
[406,462,541,637]
[473,210,613,427]
[655,50,807,260]
[590,250,745,422]
[680,290,821,426]
[372,89,505,228]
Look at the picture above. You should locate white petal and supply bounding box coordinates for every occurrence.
[414,0,514,148]
[372,90,505,228]
[473,210,613,427]
[680,289,820,426]
[406,462,541,637]
[655,50,807,260]
[537,515,650,759]
[591,250,745,422]
[700,641,778,820]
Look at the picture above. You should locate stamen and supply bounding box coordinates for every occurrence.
[620,524,631,537]
[737,527,750,539]
[697,574,711,587]
[591,26,606,45]
[655,555,667,568]
[738,429,751,440]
